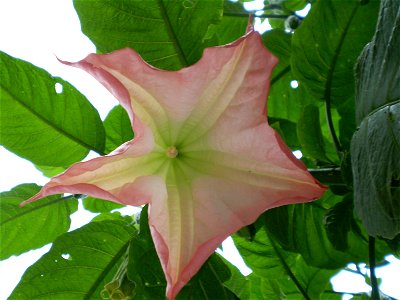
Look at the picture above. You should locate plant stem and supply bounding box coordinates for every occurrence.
[369,236,380,300]
[223,12,291,19]
[308,167,344,185]
[325,98,343,160]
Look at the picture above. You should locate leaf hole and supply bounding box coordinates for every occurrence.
[55,82,63,94]
[292,150,303,159]
[61,253,71,260]
[290,80,299,89]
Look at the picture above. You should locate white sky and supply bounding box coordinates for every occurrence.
[0,1,399,299]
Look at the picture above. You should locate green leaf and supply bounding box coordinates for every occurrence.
[262,191,376,269]
[0,51,105,166]
[203,1,248,46]
[73,0,223,70]
[233,226,296,279]
[264,29,311,123]
[0,184,77,260]
[269,118,300,149]
[351,103,400,238]
[103,105,133,154]
[233,227,339,299]
[34,165,66,178]
[83,196,124,213]
[10,220,135,299]
[354,0,400,124]
[323,194,356,251]
[291,0,379,105]
[177,254,237,300]
[297,104,332,162]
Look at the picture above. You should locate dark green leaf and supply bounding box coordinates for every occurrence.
[73,0,223,70]
[83,196,124,213]
[0,184,77,260]
[10,220,135,299]
[354,0,400,124]
[291,0,379,105]
[351,103,400,238]
[103,105,133,154]
[351,0,400,239]
[0,52,105,166]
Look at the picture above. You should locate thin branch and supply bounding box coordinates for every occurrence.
[223,12,291,19]
[325,98,343,160]
[308,167,344,185]
[369,236,380,300]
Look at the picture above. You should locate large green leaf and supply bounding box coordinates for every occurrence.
[232,227,339,299]
[262,191,377,269]
[73,0,223,70]
[351,0,400,239]
[0,184,77,260]
[233,226,295,280]
[291,0,379,105]
[10,220,135,299]
[0,52,105,166]
[103,105,133,154]
[351,103,400,238]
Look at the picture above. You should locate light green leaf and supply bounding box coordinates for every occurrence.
[103,105,133,154]
[73,0,223,70]
[0,184,77,260]
[0,52,105,166]
[10,220,135,299]
[83,196,124,213]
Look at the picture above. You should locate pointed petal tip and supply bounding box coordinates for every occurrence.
[19,193,42,207]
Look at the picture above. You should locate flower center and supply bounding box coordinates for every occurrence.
[166,146,178,158]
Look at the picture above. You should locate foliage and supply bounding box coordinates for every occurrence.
[0,0,399,299]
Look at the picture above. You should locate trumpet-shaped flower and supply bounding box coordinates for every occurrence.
[22,27,326,299]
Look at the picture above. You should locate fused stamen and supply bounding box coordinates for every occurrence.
[166,146,178,158]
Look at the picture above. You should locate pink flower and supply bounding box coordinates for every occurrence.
[22,26,326,299]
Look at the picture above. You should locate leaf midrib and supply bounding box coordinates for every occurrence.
[0,85,105,155]
[157,0,188,67]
